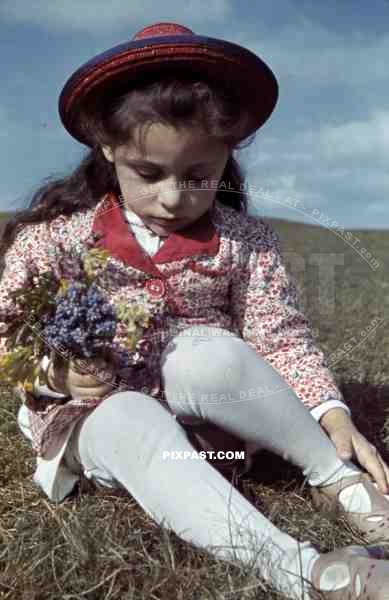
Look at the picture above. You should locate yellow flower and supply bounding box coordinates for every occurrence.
[83,248,110,279]
[58,279,70,296]
[23,381,34,393]
[124,333,138,352]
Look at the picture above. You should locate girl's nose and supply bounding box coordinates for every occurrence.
[159,185,186,211]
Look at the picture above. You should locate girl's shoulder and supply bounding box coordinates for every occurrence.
[11,219,49,253]
[213,201,280,250]
[10,207,95,258]
[46,207,94,241]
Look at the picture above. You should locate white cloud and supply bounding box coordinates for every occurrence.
[0,0,232,32]
[325,168,351,178]
[239,108,389,227]
[244,109,389,172]
[316,110,389,161]
[246,18,389,85]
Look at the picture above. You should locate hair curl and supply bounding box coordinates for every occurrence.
[0,75,258,269]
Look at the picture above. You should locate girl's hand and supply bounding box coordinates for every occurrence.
[47,350,117,400]
[320,407,389,494]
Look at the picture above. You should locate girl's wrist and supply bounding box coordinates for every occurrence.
[320,407,352,434]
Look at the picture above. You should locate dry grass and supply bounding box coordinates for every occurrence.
[1,219,389,599]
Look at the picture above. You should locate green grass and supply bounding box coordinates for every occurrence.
[1,216,389,599]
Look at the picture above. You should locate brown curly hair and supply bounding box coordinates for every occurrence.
[0,75,258,269]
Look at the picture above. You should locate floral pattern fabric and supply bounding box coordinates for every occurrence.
[0,192,344,459]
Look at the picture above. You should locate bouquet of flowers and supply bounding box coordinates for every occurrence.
[0,232,152,398]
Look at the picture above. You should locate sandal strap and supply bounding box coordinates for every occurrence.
[318,472,371,496]
[317,473,389,516]
[310,546,389,599]
[312,473,389,544]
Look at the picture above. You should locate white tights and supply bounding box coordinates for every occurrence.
[64,326,362,599]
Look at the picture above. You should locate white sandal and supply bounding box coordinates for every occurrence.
[311,473,389,544]
[310,545,389,599]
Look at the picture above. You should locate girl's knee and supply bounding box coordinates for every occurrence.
[75,391,188,468]
[162,326,247,390]
[82,391,176,433]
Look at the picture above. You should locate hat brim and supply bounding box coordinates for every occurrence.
[59,34,278,146]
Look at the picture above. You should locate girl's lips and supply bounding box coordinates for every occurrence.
[150,217,184,225]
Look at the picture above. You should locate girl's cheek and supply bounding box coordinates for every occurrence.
[120,181,143,203]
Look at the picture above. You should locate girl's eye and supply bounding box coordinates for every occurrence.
[192,176,209,182]
[137,172,159,181]
[137,171,208,182]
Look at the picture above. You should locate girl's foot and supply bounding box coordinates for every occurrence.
[311,473,389,544]
[310,545,389,599]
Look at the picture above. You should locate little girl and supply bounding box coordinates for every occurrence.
[3,21,389,599]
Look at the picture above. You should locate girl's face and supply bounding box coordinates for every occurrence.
[101,122,230,236]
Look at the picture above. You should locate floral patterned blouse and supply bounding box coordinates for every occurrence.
[1,191,348,500]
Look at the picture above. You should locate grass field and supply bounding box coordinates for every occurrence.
[1,213,389,599]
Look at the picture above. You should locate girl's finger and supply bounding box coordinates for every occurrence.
[376,452,389,475]
[69,362,116,384]
[377,455,389,494]
[68,380,113,400]
[357,445,388,493]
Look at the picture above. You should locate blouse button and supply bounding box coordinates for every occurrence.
[146,278,166,298]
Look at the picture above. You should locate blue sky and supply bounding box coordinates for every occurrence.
[2,1,389,229]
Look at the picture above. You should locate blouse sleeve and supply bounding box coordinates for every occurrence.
[0,225,66,399]
[229,217,347,412]
[0,226,32,355]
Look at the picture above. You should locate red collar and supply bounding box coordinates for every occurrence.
[91,191,220,277]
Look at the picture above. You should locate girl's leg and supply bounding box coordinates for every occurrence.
[162,327,389,539]
[160,326,359,488]
[64,391,320,599]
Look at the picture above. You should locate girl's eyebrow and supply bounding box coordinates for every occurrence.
[124,158,216,169]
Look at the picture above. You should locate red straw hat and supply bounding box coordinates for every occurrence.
[58,21,278,146]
